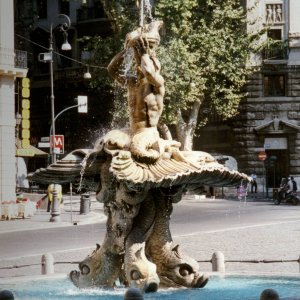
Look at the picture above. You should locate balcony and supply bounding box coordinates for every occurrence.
[0,47,27,77]
[15,50,28,69]
[77,6,106,22]
[76,6,111,37]
[263,41,288,62]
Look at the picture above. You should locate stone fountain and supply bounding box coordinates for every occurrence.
[30,9,250,294]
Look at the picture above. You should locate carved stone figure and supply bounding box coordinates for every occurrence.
[29,20,251,293]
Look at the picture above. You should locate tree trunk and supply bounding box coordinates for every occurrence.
[158,122,172,140]
[175,101,201,151]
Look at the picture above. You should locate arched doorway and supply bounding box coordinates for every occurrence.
[265,149,289,188]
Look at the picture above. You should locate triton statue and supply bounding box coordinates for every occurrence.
[30,20,250,293]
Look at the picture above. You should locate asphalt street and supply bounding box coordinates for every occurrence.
[1,194,300,277]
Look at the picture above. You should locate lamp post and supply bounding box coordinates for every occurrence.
[39,14,71,222]
[15,113,22,191]
[48,14,72,165]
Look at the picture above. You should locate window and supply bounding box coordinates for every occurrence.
[37,0,47,19]
[267,29,282,40]
[264,75,285,96]
[59,0,70,15]
[264,29,287,60]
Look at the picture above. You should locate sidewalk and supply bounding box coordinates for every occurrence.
[0,190,270,234]
[0,193,106,234]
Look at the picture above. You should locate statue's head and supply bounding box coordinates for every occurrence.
[126,246,160,293]
[142,20,164,48]
[157,245,209,288]
[125,20,164,50]
[69,244,122,288]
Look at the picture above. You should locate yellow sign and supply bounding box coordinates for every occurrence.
[21,139,30,148]
[17,148,35,157]
[22,99,30,109]
[22,87,30,98]
[22,78,30,88]
[22,119,30,129]
[22,109,30,119]
[22,129,30,139]
[20,77,31,149]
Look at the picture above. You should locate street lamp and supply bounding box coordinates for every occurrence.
[39,14,72,164]
[39,14,71,223]
[49,14,71,164]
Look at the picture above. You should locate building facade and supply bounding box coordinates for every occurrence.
[12,0,300,194]
[197,0,300,193]
[14,0,113,174]
[0,0,27,203]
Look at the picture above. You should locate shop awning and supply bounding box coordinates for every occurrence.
[16,140,48,157]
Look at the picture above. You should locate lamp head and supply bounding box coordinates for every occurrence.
[61,41,71,51]
[61,30,71,51]
[83,71,92,79]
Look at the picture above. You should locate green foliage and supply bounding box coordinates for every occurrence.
[88,0,262,129]
[155,0,261,125]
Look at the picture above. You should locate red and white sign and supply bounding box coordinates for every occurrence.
[258,151,267,161]
[50,135,64,154]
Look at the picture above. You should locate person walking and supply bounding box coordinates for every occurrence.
[250,172,257,193]
[286,177,293,194]
[291,176,297,192]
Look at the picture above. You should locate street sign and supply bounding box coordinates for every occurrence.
[50,135,64,154]
[38,142,50,148]
[258,151,267,161]
[77,95,88,113]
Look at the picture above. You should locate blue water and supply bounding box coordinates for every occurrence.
[1,275,300,300]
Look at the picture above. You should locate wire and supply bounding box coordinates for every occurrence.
[15,33,107,70]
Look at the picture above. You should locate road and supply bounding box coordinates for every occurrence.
[1,197,299,260]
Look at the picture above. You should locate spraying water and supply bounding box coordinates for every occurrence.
[121,47,135,79]
[139,0,153,26]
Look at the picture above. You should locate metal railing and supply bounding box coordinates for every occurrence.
[263,43,288,60]
[15,49,27,69]
[0,47,27,69]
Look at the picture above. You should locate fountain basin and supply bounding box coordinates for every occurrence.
[1,274,300,300]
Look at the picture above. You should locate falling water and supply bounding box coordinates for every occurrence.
[121,47,135,79]
[139,0,153,26]
[144,0,153,23]
[77,152,94,193]
[120,0,154,80]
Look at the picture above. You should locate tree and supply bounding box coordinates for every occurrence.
[155,0,262,150]
[90,0,262,149]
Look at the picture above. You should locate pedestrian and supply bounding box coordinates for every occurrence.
[286,177,293,194]
[0,290,14,300]
[209,186,215,199]
[291,176,297,192]
[250,172,257,193]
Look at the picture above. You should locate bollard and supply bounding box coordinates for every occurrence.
[212,251,225,272]
[41,253,54,275]
[80,193,90,214]
[124,288,143,300]
[0,290,15,299]
[49,184,61,222]
[259,288,279,300]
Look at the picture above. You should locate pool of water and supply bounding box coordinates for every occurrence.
[1,275,300,300]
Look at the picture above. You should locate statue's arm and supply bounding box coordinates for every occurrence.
[141,54,164,87]
[107,49,127,86]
